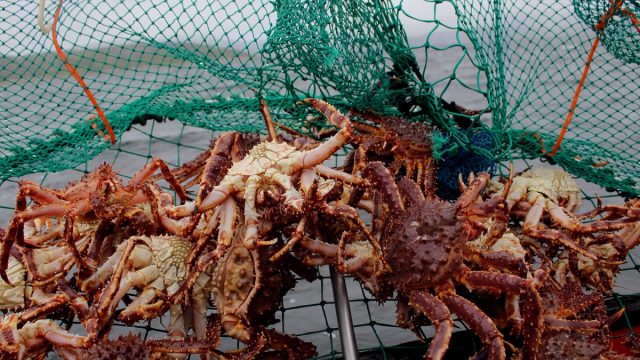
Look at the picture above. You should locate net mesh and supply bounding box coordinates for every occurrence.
[1,0,639,357]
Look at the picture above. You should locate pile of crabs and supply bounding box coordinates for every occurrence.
[0,98,639,359]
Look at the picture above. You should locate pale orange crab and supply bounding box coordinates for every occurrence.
[489,167,639,261]
[0,159,188,283]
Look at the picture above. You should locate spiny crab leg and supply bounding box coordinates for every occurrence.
[244,175,262,248]
[168,198,237,306]
[86,237,144,339]
[21,234,90,283]
[128,158,188,204]
[0,189,28,284]
[170,182,237,218]
[545,199,639,234]
[270,218,306,262]
[315,165,364,185]
[0,315,89,356]
[438,288,506,360]
[523,200,622,262]
[409,292,453,360]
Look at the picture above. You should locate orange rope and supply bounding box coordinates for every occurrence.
[544,0,637,157]
[620,7,640,34]
[51,0,115,144]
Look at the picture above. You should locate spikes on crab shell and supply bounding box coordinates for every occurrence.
[60,332,151,360]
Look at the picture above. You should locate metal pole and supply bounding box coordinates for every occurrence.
[330,266,359,360]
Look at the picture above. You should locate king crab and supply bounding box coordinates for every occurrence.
[0,159,188,282]
[163,98,367,302]
[356,162,545,360]
[489,167,639,262]
[79,234,210,345]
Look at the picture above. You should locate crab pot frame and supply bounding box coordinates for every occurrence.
[0,119,638,359]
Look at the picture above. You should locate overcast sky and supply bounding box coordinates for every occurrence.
[1,0,573,61]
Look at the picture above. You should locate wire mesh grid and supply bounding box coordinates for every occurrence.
[1,0,639,358]
[0,119,638,359]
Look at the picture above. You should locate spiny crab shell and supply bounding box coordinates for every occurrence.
[489,166,582,212]
[384,197,464,291]
[211,226,296,343]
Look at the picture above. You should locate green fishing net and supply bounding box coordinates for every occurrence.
[1,0,639,357]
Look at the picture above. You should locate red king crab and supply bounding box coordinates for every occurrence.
[0,159,188,282]
[79,234,212,346]
[346,109,436,192]
[163,99,366,299]
[515,277,626,360]
[353,162,546,360]
[488,167,639,262]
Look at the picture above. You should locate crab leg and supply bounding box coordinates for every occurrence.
[299,168,317,195]
[195,132,237,202]
[244,175,262,248]
[171,181,237,218]
[20,319,89,348]
[86,237,142,338]
[191,271,211,341]
[459,270,543,360]
[22,236,89,282]
[129,158,188,204]
[17,181,63,204]
[316,165,363,185]
[1,189,27,284]
[546,200,638,234]
[187,210,221,269]
[270,218,306,261]
[439,289,506,360]
[168,199,237,305]
[17,293,69,325]
[409,291,453,360]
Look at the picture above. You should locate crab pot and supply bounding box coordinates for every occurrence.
[1,0,639,358]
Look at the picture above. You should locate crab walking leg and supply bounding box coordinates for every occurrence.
[299,168,317,195]
[168,304,186,339]
[170,180,238,218]
[299,236,339,258]
[523,205,606,261]
[1,190,27,284]
[17,181,63,205]
[187,210,221,268]
[129,158,188,203]
[546,200,638,233]
[117,278,164,323]
[315,165,363,185]
[292,124,353,171]
[80,241,153,291]
[459,270,543,360]
[543,317,601,331]
[621,222,640,249]
[168,199,237,305]
[111,266,161,310]
[20,319,89,348]
[439,290,506,360]
[244,175,261,248]
[87,238,142,337]
[196,132,237,201]
[270,218,306,261]
[302,98,351,128]
[265,168,304,210]
[22,242,75,281]
[191,272,211,341]
[409,292,453,360]
[17,293,69,326]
